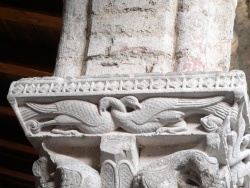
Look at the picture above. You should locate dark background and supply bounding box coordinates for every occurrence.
[0,0,63,187]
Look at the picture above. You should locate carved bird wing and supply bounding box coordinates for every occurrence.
[129,96,224,125]
[202,102,230,119]
[145,111,185,124]
[174,96,224,108]
[57,168,82,188]
[26,103,57,113]
[27,100,110,127]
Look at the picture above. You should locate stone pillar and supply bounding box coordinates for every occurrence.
[176,0,236,72]
[54,0,89,77]
[235,0,250,92]
[8,0,250,187]
[85,0,178,75]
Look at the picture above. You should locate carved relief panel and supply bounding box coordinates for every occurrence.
[8,71,250,187]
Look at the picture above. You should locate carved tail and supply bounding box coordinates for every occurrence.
[20,103,58,121]
[26,103,58,113]
[175,96,224,109]
[19,107,39,121]
[202,102,231,119]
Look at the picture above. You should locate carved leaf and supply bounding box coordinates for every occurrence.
[93,82,105,91]
[137,80,150,90]
[52,84,63,92]
[39,84,50,93]
[118,162,134,188]
[79,82,90,92]
[122,81,134,90]
[202,78,216,88]
[66,83,77,92]
[169,79,183,89]
[234,75,245,87]
[58,168,81,187]
[219,77,231,87]
[153,79,166,89]
[107,81,119,91]
[186,78,199,88]
[233,78,241,87]
[101,161,116,188]
[26,84,36,93]
[12,84,25,94]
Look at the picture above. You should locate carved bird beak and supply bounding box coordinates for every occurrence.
[134,104,142,110]
[99,107,106,116]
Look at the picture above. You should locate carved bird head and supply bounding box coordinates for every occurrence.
[120,96,142,110]
[98,96,141,115]
[99,97,112,115]
[200,114,223,133]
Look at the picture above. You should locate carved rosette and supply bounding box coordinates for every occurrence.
[8,71,250,187]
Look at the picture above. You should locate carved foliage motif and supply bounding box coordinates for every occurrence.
[133,150,224,188]
[101,160,135,188]
[220,101,250,187]
[33,145,101,188]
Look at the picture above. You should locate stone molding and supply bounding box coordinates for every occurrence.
[8,70,246,98]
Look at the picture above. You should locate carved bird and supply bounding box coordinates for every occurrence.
[132,150,224,188]
[99,96,226,133]
[33,155,101,188]
[54,155,101,188]
[21,100,119,134]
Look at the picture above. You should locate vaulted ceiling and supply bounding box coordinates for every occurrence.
[0,1,63,187]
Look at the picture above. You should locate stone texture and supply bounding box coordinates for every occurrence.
[100,136,139,169]
[234,0,250,94]
[53,0,237,77]
[7,0,250,187]
[86,0,178,75]
[176,0,236,72]
[54,0,89,77]
[100,136,138,188]
[8,71,250,187]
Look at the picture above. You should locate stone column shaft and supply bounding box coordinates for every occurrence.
[54,0,89,77]
[176,0,236,72]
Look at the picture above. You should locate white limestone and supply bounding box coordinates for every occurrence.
[8,71,250,187]
[54,0,89,78]
[100,136,138,188]
[54,0,236,77]
[8,0,250,187]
